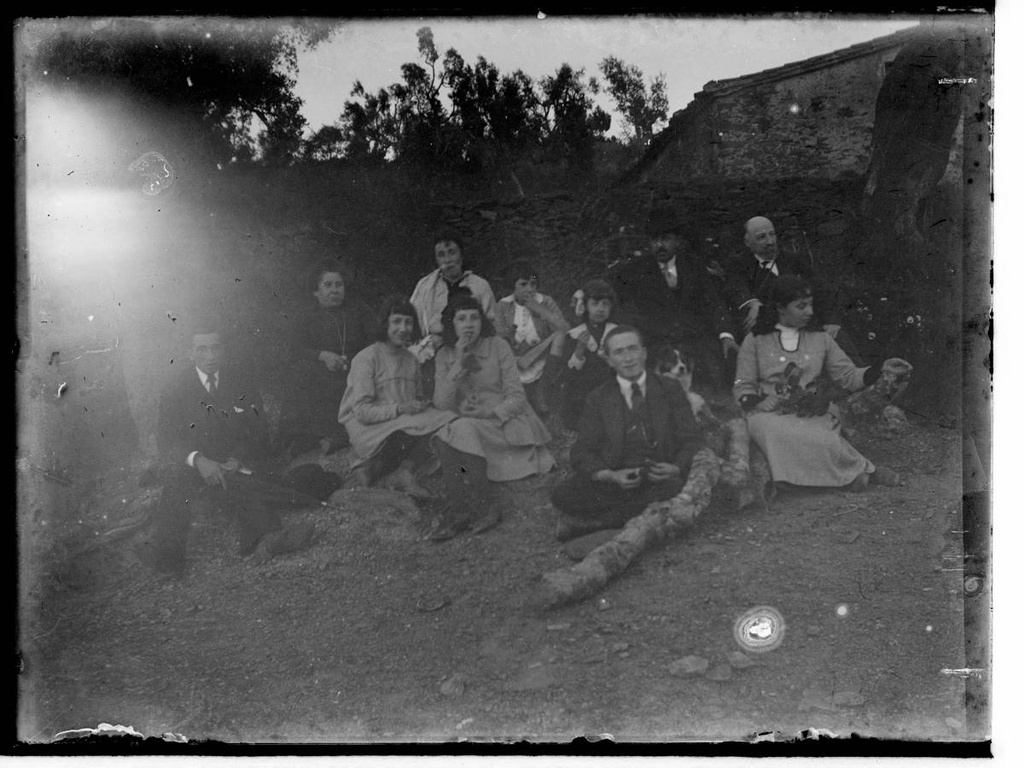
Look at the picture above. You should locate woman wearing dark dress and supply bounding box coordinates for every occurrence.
[286,261,376,455]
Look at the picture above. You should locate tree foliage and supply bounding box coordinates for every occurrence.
[336,27,612,175]
[540,64,612,170]
[598,56,669,148]
[25,18,333,164]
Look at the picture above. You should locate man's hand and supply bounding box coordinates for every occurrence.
[823,324,841,339]
[721,337,741,358]
[318,350,349,373]
[753,394,781,413]
[743,300,762,333]
[597,467,644,490]
[398,399,428,415]
[646,462,681,482]
[195,454,228,489]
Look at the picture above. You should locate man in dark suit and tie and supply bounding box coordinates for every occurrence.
[720,216,860,363]
[138,318,312,577]
[550,325,704,541]
[608,205,739,389]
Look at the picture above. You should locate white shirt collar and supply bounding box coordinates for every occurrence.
[659,256,677,276]
[775,323,801,351]
[196,367,218,390]
[617,370,647,405]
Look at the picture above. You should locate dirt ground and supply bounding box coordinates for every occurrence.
[18,413,979,747]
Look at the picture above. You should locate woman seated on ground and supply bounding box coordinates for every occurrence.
[734,275,911,493]
[429,294,555,540]
[286,260,377,456]
[338,296,457,498]
[559,278,619,432]
[493,259,570,420]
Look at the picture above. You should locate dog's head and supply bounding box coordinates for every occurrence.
[650,345,694,391]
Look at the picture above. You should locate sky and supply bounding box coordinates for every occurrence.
[293,15,921,138]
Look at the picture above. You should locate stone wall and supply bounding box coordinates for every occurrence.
[714,50,900,179]
[642,41,963,188]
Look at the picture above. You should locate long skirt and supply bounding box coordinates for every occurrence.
[746,409,871,487]
[434,416,554,482]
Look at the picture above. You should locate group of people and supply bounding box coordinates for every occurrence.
[141,206,911,577]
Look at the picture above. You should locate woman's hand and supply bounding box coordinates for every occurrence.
[398,399,428,416]
[881,358,913,379]
[574,329,592,357]
[753,394,781,413]
[318,350,349,373]
[528,300,558,324]
[460,402,495,420]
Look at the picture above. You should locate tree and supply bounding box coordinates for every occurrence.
[540,64,611,171]
[598,56,669,148]
[444,51,544,187]
[302,125,346,162]
[25,18,332,164]
[337,29,610,177]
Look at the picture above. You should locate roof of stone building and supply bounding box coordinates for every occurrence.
[621,24,921,184]
[699,24,919,98]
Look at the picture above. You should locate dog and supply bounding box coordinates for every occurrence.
[650,345,716,424]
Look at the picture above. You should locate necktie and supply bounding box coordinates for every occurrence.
[208,373,218,395]
[631,381,645,413]
[663,267,677,289]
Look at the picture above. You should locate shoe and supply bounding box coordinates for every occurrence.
[345,465,372,490]
[555,514,618,542]
[469,507,501,535]
[251,522,316,563]
[847,473,870,492]
[424,505,471,542]
[871,466,900,486]
[382,467,435,500]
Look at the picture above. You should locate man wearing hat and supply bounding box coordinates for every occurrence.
[607,205,738,389]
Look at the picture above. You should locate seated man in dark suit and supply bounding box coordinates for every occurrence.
[138,318,313,577]
[550,326,705,542]
[608,206,739,390]
[721,216,861,363]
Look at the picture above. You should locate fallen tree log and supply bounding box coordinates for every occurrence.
[532,369,913,610]
[532,447,722,612]
[709,417,772,511]
[719,417,750,488]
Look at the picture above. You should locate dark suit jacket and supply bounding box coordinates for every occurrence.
[721,251,837,326]
[571,373,704,479]
[608,255,732,344]
[157,364,271,467]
